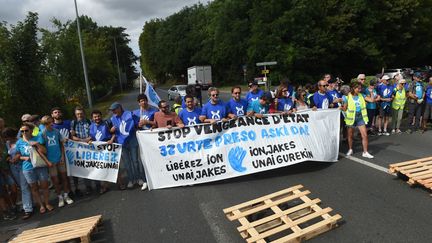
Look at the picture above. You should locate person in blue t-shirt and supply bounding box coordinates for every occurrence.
[422,77,432,132]
[376,75,393,135]
[327,80,343,108]
[16,122,53,215]
[245,80,264,105]
[247,92,270,118]
[363,80,381,133]
[40,115,74,207]
[406,72,425,133]
[275,85,296,114]
[227,86,248,118]
[178,94,202,127]
[110,102,146,190]
[312,80,332,109]
[133,93,157,130]
[200,87,228,123]
[50,107,71,141]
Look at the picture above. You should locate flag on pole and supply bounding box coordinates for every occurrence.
[142,75,161,108]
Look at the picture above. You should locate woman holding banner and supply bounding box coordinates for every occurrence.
[342,82,375,159]
[16,122,53,217]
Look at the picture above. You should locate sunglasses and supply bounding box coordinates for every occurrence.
[211,94,219,97]
[282,89,288,92]
[160,106,169,109]
[20,129,30,133]
[233,92,241,94]
[319,85,329,87]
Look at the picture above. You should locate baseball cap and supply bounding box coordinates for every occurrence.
[414,72,422,78]
[381,75,390,80]
[249,80,259,87]
[21,114,32,122]
[108,102,122,110]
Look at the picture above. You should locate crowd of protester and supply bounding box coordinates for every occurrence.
[1,71,431,221]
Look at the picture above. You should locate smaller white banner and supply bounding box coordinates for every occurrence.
[64,140,122,183]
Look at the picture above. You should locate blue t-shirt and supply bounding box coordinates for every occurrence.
[363,88,378,109]
[42,129,62,163]
[246,89,264,104]
[342,94,365,112]
[327,90,342,107]
[52,120,71,140]
[16,135,44,171]
[426,85,432,105]
[201,101,227,120]
[313,91,331,109]
[227,98,248,117]
[247,100,269,114]
[110,111,139,145]
[277,98,295,111]
[415,82,424,101]
[378,84,393,108]
[133,107,157,130]
[179,107,202,126]
[89,121,112,142]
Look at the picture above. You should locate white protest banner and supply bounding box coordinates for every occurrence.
[64,140,122,183]
[137,109,340,190]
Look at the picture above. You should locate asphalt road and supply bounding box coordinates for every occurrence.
[2,88,432,243]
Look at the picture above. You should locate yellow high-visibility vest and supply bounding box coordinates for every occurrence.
[392,88,406,110]
[345,94,368,126]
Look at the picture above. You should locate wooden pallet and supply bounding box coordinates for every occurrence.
[389,156,432,189]
[9,215,102,243]
[223,185,342,243]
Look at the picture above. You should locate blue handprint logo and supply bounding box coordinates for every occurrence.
[228,146,247,172]
[66,150,75,165]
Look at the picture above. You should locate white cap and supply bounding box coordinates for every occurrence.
[381,75,390,80]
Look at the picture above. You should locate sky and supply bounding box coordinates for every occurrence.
[0,0,204,58]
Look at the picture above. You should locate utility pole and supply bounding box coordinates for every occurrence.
[74,0,92,109]
[113,37,123,92]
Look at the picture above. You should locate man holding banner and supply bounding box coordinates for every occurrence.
[109,102,147,190]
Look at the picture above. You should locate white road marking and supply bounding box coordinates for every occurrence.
[199,201,236,243]
[339,152,393,174]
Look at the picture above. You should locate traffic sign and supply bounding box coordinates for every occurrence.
[261,69,269,74]
[256,61,277,67]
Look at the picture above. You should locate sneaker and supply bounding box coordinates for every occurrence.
[383,131,390,136]
[64,196,74,205]
[137,179,144,186]
[406,129,412,134]
[396,129,402,134]
[127,181,134,189]
[58,196,65,208]
[378,130,383,136]
[362,152,374,159]
[141,182,148,191]
[346,149,353,156]
[391,129,396,134]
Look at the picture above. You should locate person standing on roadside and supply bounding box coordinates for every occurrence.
[16,123,53,216]
[406,72,425,133]
[364,80,380,135]
[154,100,179,128]
[200,87,228,124]
[312,80,332,109]
[343,82,374,159]
[227,86,248,119]
[110,102,146,190]
[88,110,115,194]
[40,116,73,207]
[376,75,393,136]
[421,77,432,133]
[246,80,264,105]
[195,80,203,107]
[391,79,407,134]
[177,95,202,127]
[133,94,157,130]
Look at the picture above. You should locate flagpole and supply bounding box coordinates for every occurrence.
[140,71,143,94]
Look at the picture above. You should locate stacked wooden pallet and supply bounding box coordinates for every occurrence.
[389,156,432,189]
[223,185,342,243]
[9,215,102,243]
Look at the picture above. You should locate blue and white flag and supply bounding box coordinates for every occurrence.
[142,75,161,108]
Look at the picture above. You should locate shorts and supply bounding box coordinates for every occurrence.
[379,105,391,117]
[22,167,49,184]
[347,112,366,128]
[423,103,432,120]
[48,161,67,177]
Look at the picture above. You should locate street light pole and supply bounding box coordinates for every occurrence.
[113,37,123,93]
[74,0,93,109]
